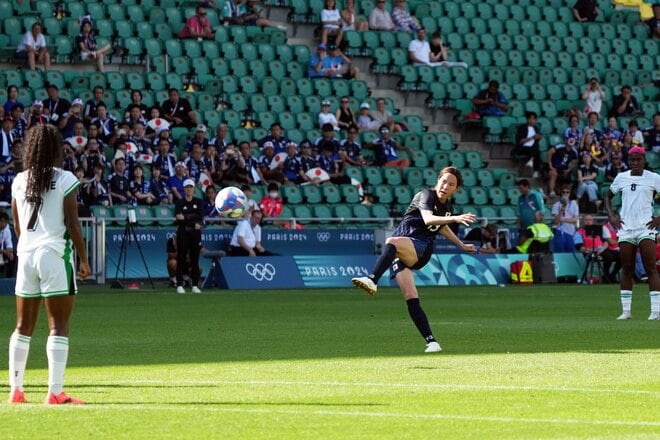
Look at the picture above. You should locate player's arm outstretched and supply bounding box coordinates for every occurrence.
[63,192,91,279]
[420,210,476,227]
[439,222,476,253]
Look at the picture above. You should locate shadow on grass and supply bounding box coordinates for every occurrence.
[1,286,658,367]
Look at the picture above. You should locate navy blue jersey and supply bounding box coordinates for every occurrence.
[393,189,453,243]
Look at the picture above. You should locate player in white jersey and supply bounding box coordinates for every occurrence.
[7,124,91,405]
[605,146,660,321]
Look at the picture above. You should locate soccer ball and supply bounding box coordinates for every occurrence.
[215,186,248,218]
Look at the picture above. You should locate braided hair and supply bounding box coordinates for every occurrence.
[22,124,64,204]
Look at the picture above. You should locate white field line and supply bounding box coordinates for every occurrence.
[85,379,659,396]
[6,405,660,427]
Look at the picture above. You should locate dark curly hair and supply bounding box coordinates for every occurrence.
[22,124,64,204]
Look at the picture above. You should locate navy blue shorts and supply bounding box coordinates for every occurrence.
[390,237,433,278]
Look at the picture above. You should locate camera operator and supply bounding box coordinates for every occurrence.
[551,186,579,252]
[174,179,204,294]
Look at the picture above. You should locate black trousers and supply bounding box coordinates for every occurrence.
[229,246,275,257]
[176,230,201,286]
[513,143,541,171]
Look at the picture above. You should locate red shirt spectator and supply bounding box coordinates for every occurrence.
[259,183,283,218]
[179,6,214,39]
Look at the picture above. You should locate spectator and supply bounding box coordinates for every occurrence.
[90,162,111,206]
[74,165,92,216]
[605,150,628,183]
[601,220,622,283]
[129,121,152,154]
[124,105,148,130]
[203,185,218,218]
[76,20,111,73]
[3,85,19,115]
[325,44,360,79]
[259,141,286,185]
[84,86,105,126]
[317,142,351,184]
[339,125,366,166]
[369,0,396,31]
[373,125,412,169]
[228,0,287,31]
[25,100,49,129]
[357,102,379,131]
[221,0,244,24]
[551,186,579,252]
[258,122,289,154]
[9,103,26,141]
[582,77,605,116]
[391,0,420,33]
[603,116,623,142]
[516,179,545,231]
[582,111,603,144]
[0,116,15,162]
[428,31,468,68]
[124,90,150,121]
[321,0,343,47]
[564,114,583,145]
[370,98,404,133]
[91,104,117,147]
[240,184,260,216]
[514,111,543,178]
[161,88,198,129]
[211,123,231,152]
[259,183,283,218]
[153,138,177,177]
[508,211,554,254]
[15,23,50,71]
[309,44,332,79]
[229,210,274,256]
[547,138,578,197]
[318,100,340,130]
[642,113,660,152]
[297,140,319,182]
[283,142,302,183]
[572,0,599,22]
[109,157,134,206]
[184,124,211,155]
[130,164,158,206]
[80,138,105,179]
[179,5,215,39]
[202,144,223,184]
[150,166,172,205]
[234,140,264,185]
[576,153,599,207]
[341,0,368,32]
[168,161,188,201]
[579,131,604,168]
[408,27,433,66]
[626,119,644,145]
[472,80,508,117]
[43,84,70,125]
[463,224,500,254]
[610,85,642,118]
[336,96,358,131]
[0,211,15,277]
[314,123,341,154]
[645,4,660,38]
[575,214,606,257]
[184,144,207,184]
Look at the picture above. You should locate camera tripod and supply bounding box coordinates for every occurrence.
[111,217,155,289]
[580,225,604,284]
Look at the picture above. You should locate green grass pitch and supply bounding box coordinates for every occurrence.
[0,284,658,439]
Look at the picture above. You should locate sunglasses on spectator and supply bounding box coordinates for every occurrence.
[341,100,349,103]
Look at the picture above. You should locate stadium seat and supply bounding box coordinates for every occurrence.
[341,185,361,203]
[374,185,394,204]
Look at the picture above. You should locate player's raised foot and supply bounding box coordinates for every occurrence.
[352,277,377,296]
[8,389,27,404]
[45,391,85,405]
[176,286,185,294]
[191,286,202,294]
[648,311,660,321]
[425,341,442,353]
[616,312,632,320]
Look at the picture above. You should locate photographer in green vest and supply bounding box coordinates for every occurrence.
[509,211,554,254]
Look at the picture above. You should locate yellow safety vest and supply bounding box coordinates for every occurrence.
[516,223,554,254]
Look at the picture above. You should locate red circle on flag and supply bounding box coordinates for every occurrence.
[76,137,83,144]
[315,169,321,176]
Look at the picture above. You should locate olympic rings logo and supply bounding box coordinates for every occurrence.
[316,232,331,242]
[245,263,276,281]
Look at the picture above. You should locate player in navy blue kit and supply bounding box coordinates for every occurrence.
[352,167,476,353]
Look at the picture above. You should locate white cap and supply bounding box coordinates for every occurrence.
[175,161,185,168]
[71,98,83,106]
[360,102,370,109]
[196,124,207,133]
[321,100,331,106]
[32,100,43,107]
[183,178,195,187]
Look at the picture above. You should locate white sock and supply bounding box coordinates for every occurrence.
[46,336,69,395]
[620,290,632,313]
[9,332,31,391]
[650,291,660,313]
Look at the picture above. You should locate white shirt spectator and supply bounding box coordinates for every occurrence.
[585,90,603,114]
[551,199,579,236]
[523,126,537,147]
[318,112,339,130]
[0,223,12,251]
[408,38,430,65]
[369,8,395,30]
[17,31,46,52]
[230,218,261,248]
[321,8,341,30]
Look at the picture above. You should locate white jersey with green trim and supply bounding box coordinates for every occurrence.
[11,167,80,255]
[609,169,660,232]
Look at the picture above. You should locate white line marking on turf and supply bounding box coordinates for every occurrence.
[91,379,659,396]
[18,405,659,427]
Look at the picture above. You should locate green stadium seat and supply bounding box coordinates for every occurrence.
[371,204,390,219]
[422,168,437,186]
[333,203,353,219]
[322,184,341,204]
[90,205,114,225]
[364,167,383,186]
[461,169,477,187]
[294,205,313,224]
[352,204,371,221]
[393,185,412,204]
[374,185,393,204]
[302,185,322,204]
[341,185,361,203]
[313,205,333,223]
[405,168,424,187]
[453,187,470,205]
[470,187,489,205]
[477,169,495,187]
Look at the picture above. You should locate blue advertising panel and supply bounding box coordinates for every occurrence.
[216,256,304,289]
[262,229,374,255]
[293,255,380,288]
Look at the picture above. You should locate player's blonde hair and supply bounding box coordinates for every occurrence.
[23,124,64,204]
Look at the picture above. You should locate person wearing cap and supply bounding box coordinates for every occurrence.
[373,124,412,169]
[258,141,286,185]
[184,125,210,156]
[547,137,579,197]
[309,44,329,78]
[325,44,360,79]
[15,23,51,71]
[168,161,189,200]
[174,178,204,294]
[318,100,340,130]
[43,84,70,125]
[369,0,396,31]
[582,78,604,117]
[160,88,198,129]
[472,80,508,117]
[25,100,49,130]
[108,157,135,206]
[321,0,343,47]
[314,123,341,157]
[514,111,543,178]
[297,140,318,182]
[610,85,642,118]
[605,146,660,320]
[258,122,290,154]
[357,102,379,131]
[283,142,302,183]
